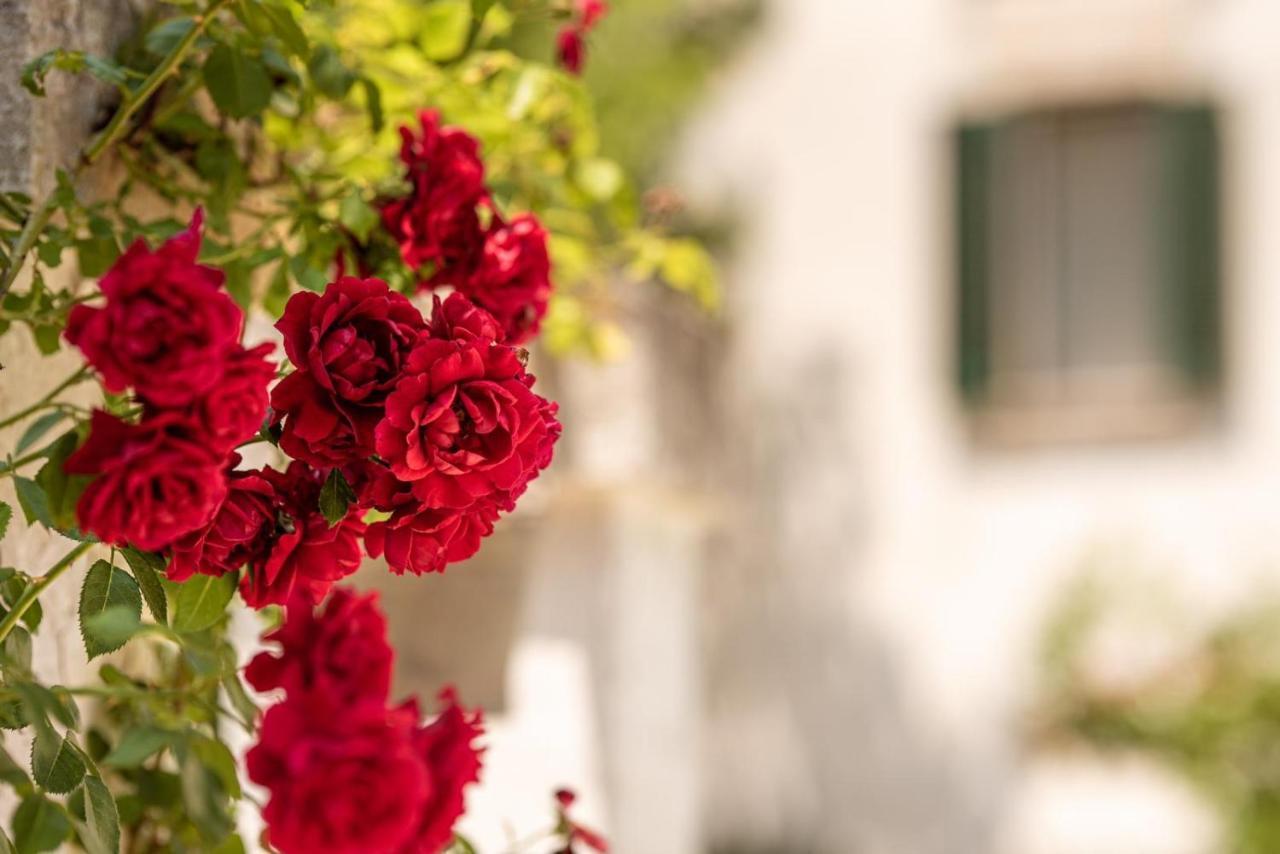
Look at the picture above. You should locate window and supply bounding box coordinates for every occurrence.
[954,102,1222,442]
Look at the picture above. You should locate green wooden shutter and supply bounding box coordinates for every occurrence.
[956,123,994,402]
[1157,104,1221,390]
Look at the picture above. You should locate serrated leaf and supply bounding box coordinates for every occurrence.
[171,573,236,634]
[78,561,142,659]
[82,608,142,652]
[12,794,70,854]
[81,776,119,854]
[120,548,167,625]
[3,626,32,673]
[318,467,356,527]
[222,673,259,730]
[259,2,308,57]
[203,44,272,119]
[15,413,65,456]
[102,727,172,769]
[13,478,50,528]
[35,431,91,530]
[190,737,240,799]
[144,18,196,58]
[30,729,85,794]
[0,503,10,542]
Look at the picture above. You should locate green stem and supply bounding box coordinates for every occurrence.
[0,367,89,430]
[0,449,53,479]
[0,0,232,300]
[0,541,93,644]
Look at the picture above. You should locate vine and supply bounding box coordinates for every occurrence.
[0,0,689,851]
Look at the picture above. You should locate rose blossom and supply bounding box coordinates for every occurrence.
[556,27,585,75]
[373,294,561,512]
[396,687,486,854]
[381,111,489,287]
[193,342,276,453]
[463,214,553,344]
[363,471,500,575]
[245,587,393,705]
[167,464,275,582]
[271,277,424,465]
[238,462,367,608]
[64,410,226,551]
[248,698,427,854]
[64,210,243,407]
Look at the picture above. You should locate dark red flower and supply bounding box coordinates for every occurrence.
[363,470,499,575]
[64,410,226,551]
[248,698,427,854]
[462,214,553,344]
[556,27,585,75]
[168,464,275,582]
[554,788,610,853]
[193,343,276,453]
[579,0,608,29]
[373,295,561,512]
[395,687,485,854]
[271,278,425,466]
[238,462,367,609]
[64,210,243,407]
[381,111,489,287]
[245,587,393,705]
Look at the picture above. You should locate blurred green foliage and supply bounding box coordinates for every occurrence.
[1037,578,1280,853]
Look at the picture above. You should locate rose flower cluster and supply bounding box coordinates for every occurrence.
[381,110,554,344]
[556,0,609,75]
[246,589,484,854]
[64,211,276,552]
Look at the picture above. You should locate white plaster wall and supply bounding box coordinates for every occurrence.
[678,0,1280,851]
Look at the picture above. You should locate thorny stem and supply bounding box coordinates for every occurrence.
[0,0,233,300]
[0,366,89,430]
[0,541,93,645]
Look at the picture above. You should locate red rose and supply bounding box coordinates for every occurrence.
[64,210,243,407]
[463,214,553,344]
[248,699,427,854]
[374,295,561,511]
[271,278,425,466]
[168,465,275,582]
[239,463,367,609]
[363,471,499,575]
[245,587,393,705]
[556,27,585,74]
[396,687,485,854]
[194,343,276,453]
[65,411,226,551]
[381,111,489,287]
[579,0,608,29]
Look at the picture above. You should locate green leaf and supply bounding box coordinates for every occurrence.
[15,413,66,455]
[222,673,259,730]
[179,747,234,842]
[0,827,15,854]
[471,0,499,21]
[358,76,383,133]
[259,2,309,58]
[144,18,196,58]
[102,728,172,769]
[120,548,168,625]
[30,729,85,794]
[0,744,33,792]
[3,626,32,673]
[12,795,70,854]
[21,50,127,97]
[76,236,119,278]
[78,561,142,659]
[80,777,119,854]
[0,502,10,542]
[203,45,272,119]
[35,431,91,531]
[318,467,356,527]
[190,737,240,799]
[171,573,236,634]
[12,478,51,529]
[307,45,354,99]
[82,607,143,652]
[419,0,472,61]
[339,192,379,242]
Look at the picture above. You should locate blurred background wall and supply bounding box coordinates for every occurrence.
[367,1,1280,853]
